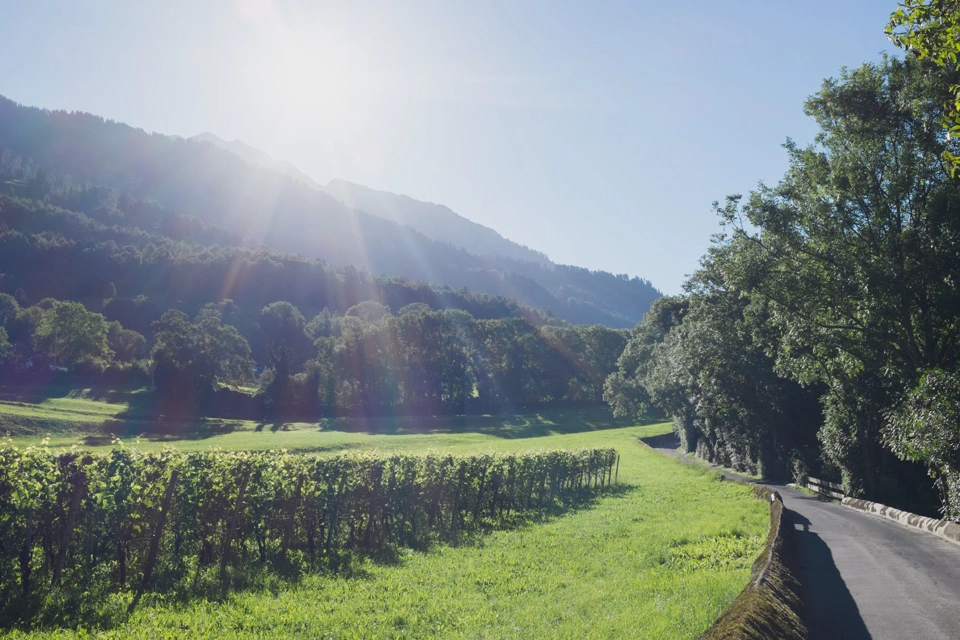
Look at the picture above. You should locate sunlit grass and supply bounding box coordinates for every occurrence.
[5,417,768,639]
[0,387,130,436]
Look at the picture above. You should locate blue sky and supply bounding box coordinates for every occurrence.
[0,1,897,293]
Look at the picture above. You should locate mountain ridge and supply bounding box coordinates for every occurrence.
[190,132,326,191]
[0,94,660,327]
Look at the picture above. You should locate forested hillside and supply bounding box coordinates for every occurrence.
[0,156,627,419]
[190,132,326,191]
[0,96,660,327]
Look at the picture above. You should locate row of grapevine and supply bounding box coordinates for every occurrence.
[0,444,618,626]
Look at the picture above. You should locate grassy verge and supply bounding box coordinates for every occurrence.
[3,418,770,639]
[701,491,806,640]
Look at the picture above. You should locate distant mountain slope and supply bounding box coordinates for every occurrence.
[326,179,551,266]
[188,135,550,267]
[0,95,660,327]
[184,134,659,325]
[190,132,325,191]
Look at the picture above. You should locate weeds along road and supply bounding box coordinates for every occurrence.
[652,442,960,640]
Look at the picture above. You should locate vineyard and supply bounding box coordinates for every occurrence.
[0,443,618,628]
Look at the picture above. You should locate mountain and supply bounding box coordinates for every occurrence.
[188,135,550,266]
[189,131,326,192]
[0,95,660,327]
[326,180,551,266]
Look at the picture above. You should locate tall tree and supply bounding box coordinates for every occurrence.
[888,0,960,172]
[604,296,687,421]
[33,300,112,367]
[720,56,960,505]
[151,309,253,403]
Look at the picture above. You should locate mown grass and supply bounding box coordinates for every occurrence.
[3,411,770,639]
[3,393,646,456]
[0,386,131,436]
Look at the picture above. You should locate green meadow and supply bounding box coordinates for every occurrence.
[2,388,768,639]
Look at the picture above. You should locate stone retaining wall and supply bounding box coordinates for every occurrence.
[699,487,807,639]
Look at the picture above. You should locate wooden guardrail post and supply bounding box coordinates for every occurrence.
[807,476,845,500]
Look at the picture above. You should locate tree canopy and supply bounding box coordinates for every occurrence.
[888,0,960,171]
[32,300,112,367]
[605,56,960,517]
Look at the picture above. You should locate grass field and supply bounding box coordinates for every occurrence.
[1,388,769,639]
[0,386,131,436]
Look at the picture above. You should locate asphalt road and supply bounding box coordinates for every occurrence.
[652,442,960,640]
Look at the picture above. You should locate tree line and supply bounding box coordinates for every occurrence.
[604,55,960,520]
[0,288,626,419]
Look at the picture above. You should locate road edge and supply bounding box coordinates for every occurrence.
[842,497,960,547]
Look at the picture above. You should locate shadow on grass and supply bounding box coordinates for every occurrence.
[356,483,638,571]
[313,408,659,439]
[3,380,663,447]
[0,381,141,406]
[88,417,246,444]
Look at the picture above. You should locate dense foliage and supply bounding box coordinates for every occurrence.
[0,287,625,420]
[0,442,617,628]
[606,56,960,517]
[888,0,960,171]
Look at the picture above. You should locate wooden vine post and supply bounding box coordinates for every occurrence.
[52,469,86,587]
[219,469,251,591]
[19,512,32,598]
[280,473,304,559]
[130,468,179,612]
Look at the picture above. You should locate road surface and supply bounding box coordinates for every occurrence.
[652,440,960,639]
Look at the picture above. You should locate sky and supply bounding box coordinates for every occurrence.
[0,1,898,293]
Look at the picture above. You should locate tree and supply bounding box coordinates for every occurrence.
[260,345,293,415]
[886,369,960,519]
[604,296,687,420]
[0,293,18,328]
[888,1,960,172]
[345,301,391,324]
[107,321,146,362]
[258,301,312,368]
[0,327,12,366]
[151,309,253,402]
[33,300,112,367]
[719,56,960,504]
[305,308,340,339]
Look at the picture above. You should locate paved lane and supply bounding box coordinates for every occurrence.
[652,442,960,639]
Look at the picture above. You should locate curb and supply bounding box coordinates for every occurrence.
[841,497,960,547]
